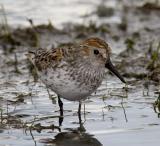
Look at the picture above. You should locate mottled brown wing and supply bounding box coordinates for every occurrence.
[34,47,63,71]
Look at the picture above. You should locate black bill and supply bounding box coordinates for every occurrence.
[105,58,126,83]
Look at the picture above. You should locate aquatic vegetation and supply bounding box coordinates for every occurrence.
[138,2,160,11]
[27,60,39,82]
[147,42,160,82]
[147,42,160,70]
[24,123,60,133]
[153,93,160,117]
[27,18,40,47]
[118,17,128,31]
[14,53,21,74]
[125,38,135,52]
[0,4,10,35]
[96,4,114,17]
[0,108,3,124]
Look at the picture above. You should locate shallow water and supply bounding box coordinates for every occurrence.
[1,0,151,28]
[0,51,159,146]
[0,0,99,28]
[0,0,160,146]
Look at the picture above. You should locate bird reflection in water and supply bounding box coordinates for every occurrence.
[40,112,102,146]
[41,129,102,146]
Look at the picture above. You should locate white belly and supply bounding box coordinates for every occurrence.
[39,67,97,101]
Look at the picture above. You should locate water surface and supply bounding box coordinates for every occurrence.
[0,0,160,146]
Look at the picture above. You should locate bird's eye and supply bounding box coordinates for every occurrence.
[94,49,99,55]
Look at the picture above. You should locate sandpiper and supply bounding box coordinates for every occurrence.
[27,38,126,117]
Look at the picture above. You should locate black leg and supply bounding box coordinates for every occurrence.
[77,101,86,132]
[78,101,82,125]
[58,95,63,126]
[58,95,63,114]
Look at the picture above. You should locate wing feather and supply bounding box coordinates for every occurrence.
[33,47,63,71]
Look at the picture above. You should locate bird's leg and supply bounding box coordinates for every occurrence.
[58,95,63,114]
[58,95,63,126]
[78,101,82,125]
[78,101,86,132]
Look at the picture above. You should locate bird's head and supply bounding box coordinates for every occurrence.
[80,38,126,83]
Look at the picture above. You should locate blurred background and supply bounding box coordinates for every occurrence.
[0,0,159,28]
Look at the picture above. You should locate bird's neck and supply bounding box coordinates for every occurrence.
[74,60,105,80]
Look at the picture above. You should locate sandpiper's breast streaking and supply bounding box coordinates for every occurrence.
[27,37,126,116]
